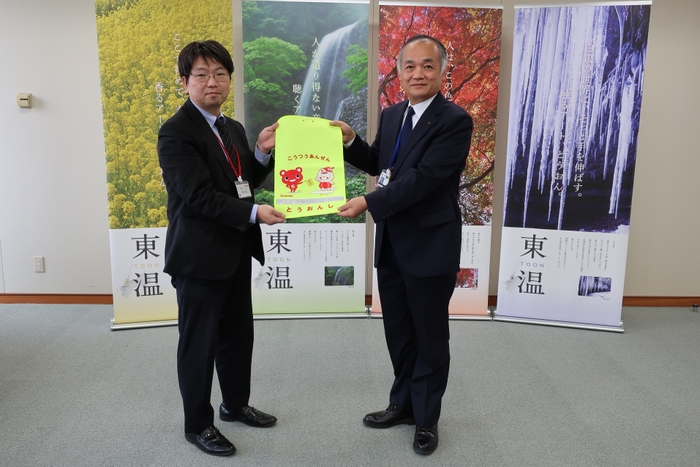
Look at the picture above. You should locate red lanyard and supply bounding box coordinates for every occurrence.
[216,136,243,179]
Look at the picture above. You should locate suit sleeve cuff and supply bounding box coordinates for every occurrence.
[254,145,272,166]
[249,204,259,224]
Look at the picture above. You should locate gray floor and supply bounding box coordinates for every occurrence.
[1,304,699,467]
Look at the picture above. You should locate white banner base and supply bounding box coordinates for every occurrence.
[369,311,493,322]
[111,318,177,331]
[494,315,623,333]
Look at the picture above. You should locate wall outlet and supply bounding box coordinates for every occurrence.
[33,256,45,273]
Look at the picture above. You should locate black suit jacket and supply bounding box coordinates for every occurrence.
[157,99,273,280]
[344,93,473,278]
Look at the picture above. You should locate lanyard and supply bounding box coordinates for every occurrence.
[216,136,243,180]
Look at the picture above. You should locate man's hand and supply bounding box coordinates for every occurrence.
[337,196,368,219]
[257,204,285,225]
[329,120,356,145]
[256,122,279,154]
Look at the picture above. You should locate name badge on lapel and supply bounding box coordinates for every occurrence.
[376,168,391,189]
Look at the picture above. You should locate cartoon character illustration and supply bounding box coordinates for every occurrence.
[315,167,335,191]
[280,167,304,192]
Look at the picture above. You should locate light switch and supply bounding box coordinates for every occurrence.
[17,93,32,108]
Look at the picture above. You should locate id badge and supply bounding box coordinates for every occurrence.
[376,168,392,188]
[235,178,252,198]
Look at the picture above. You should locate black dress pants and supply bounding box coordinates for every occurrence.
[172,257,254,434]
[376,237,455,428]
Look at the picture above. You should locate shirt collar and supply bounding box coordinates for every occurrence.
[189,99,222,128]
[408,94,437,122]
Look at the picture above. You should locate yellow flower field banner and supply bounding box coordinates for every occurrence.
[95,0,234,328]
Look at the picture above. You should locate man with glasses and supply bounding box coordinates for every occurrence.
[157,40,285,457]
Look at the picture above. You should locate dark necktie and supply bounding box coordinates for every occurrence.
[214,116,236,156]
[397,106,415,152]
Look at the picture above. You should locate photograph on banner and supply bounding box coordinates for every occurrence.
[503,3,650,233]
[242,0,370,224]
[97,0,235,230]
[242,1,368,314]
[95,0,236,325]
[497,3,652,329]
[273,116,346,219]
[372,4,502,317]
[252,224,365,316]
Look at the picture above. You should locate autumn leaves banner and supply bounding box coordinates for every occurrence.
[374,4,502,317]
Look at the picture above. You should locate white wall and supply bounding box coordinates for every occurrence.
[0,0,112,293]
[622,0,700,295]
[0,0,698,297]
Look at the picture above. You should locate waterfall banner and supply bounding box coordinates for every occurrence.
[243,0,369,315]
[495,2,652,331]
[372,4,502,318]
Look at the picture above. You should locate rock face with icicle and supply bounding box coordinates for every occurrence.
[503,4,651,233]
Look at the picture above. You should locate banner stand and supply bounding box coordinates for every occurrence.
[493,315,624,333]
[449,315,493,322]
[494,3,651,331]
[369,310,494,322]
[111,319,177,331]
[111,312,372,331]
[253,313,369,320]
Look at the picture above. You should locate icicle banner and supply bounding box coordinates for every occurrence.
[496,2,652,331]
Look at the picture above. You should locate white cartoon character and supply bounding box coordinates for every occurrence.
[316,167,335,191]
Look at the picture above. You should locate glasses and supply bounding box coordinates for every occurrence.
[189,71,230,83]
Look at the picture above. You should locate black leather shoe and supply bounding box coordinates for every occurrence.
[185,426,236,456]
[363,404,415,428]
[219,404,277,427]
[413,424,439,455]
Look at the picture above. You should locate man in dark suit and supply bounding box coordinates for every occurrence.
[157,40,285,457]
[333,35,473,455]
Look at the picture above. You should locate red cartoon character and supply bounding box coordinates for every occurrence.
[316,167,335,191]
[280,167,304,192]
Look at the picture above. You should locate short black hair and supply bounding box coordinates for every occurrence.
[178,40,234,79]
[397,35,448,74]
